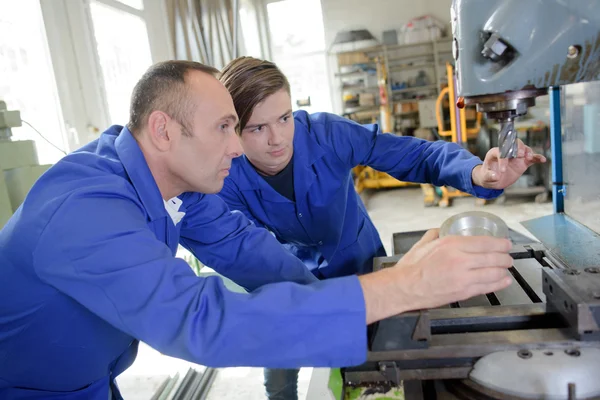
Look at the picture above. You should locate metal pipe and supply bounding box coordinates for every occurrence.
[549,86,564,213]
[447,63,458,144]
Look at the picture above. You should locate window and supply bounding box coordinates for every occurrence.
[89,0,154,125]
[265,0,332,113]
[115,0,144,10]
[239,0,264,58]
[0,0,68,164]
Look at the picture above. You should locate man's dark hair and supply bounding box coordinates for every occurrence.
[220,57,290,134]
[127,60,219,135]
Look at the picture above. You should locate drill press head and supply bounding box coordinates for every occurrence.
[451,0,600,158]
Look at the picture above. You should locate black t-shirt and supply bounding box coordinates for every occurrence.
[258,156,295,202]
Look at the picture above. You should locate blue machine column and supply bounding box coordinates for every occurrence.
[549,86,564,214]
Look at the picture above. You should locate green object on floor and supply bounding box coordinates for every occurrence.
[328,368,343,400]
[328,368,404,400]
[344,387,404,400]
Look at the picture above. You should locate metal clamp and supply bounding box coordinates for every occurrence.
[378,361,401,385]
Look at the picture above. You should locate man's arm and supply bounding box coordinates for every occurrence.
[33,193,366,368]
[217,181,325,271]
[179,192,318,290]
[358,229,514,323]
[315,114,502,199]
[217,178,266,229]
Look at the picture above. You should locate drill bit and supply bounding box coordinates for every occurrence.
[498,118,518,158]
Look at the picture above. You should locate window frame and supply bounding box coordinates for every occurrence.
[38,0,174,151]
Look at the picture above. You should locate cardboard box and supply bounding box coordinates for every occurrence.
[465,108,477,120]
[337,52,371,66]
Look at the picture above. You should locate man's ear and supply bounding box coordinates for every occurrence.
[147,111,172,151]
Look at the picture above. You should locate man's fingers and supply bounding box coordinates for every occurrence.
[497,157,508,173]
[484,169,500,182]
[486,147,500,162]
[468,266,512,284]
[413,229,439,249]
[528,154,547,164]
[465,253,513,270]
[442,235,512,253]
[516,139,528,157]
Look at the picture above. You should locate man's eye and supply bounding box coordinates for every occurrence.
[220,124,228,131]
[252,126,264,133]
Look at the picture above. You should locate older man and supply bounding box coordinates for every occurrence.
[0,61,514,399]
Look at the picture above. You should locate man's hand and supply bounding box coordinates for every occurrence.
[472,139,546,190]
[359,229,513,324]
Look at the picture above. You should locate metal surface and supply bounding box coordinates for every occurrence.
[452,0,600,97]
[439,211,509,238]
[542,267,600,341]
[452,0,600,165]
[151,367,217,400]
[469,348,600,399]
[391,228,535,256]
[345,227,600,398]
[481,33,509,62]
[521,214,600,271]
[562,80,600,234]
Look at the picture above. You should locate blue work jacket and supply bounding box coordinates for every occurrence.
[219,111,502,278]
[0,126,367,400]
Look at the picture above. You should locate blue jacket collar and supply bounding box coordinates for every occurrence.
[233,119,326,192]
[114,126,167,222]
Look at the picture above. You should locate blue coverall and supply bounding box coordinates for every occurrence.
[219,111,502,279]
[218,111,502,400]
[0,126,367,400]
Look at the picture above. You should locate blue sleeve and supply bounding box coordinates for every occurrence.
[32,191,367,368]
[316,115,502,199]
[217,178,266,229]
[179,193,319,290]
[218,180,324,271]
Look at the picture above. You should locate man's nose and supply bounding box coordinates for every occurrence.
[228,133,244,158]
[268,126,284,146]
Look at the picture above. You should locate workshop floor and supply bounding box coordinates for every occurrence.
[117,187,553,400]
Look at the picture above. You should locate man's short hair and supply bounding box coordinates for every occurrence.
[127,60,219,135]
[219,57,290,134]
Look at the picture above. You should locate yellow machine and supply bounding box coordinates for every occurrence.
[352,56,416,194]
[421,63,486,207]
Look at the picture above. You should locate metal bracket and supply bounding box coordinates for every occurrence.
[543,268,600,340]
[412,311,431,342]
[378,361,401,385]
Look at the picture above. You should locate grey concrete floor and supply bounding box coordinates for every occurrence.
[118,187,553,399]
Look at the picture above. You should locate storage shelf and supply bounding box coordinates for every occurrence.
[334,38,452,133]
[343,105,380,113]
[335,71,376,78]
[391,84,438,94]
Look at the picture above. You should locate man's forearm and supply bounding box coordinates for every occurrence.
[358,267,418,324]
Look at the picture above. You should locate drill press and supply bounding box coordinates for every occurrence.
[452,0,600,158]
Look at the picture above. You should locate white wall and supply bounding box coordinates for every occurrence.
[321,0,453,49]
